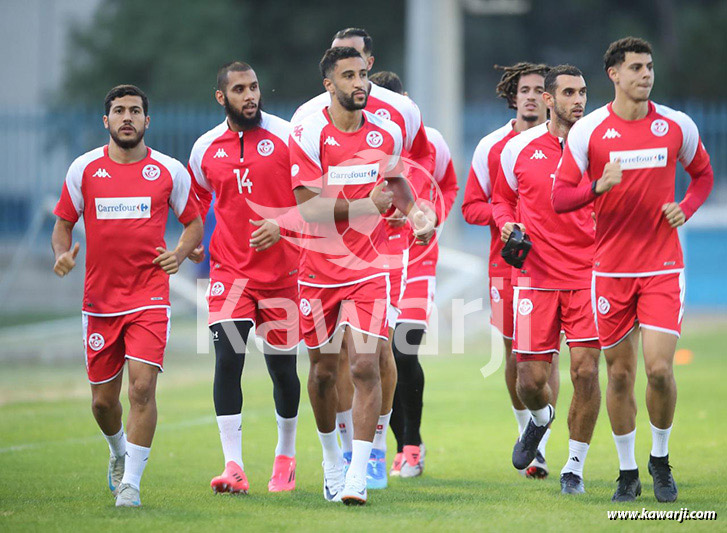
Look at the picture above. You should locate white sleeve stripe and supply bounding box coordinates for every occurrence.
[188,122,227,192]
[370,84,421,152]
[425,127,451,182]
[565,105,610,174]
[500,144,519,193]
[470,121,513,196]
[151,151,192,219]
[653,103,701,167]
[261,112,292,147]
[65,146,105,215]
[291,113,326,172]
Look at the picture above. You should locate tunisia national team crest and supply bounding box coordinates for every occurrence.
[299,298,312,317]
[88,333,105,351]
[651,119,669,137]
[366,131,384,148]
[375,108,391,121]
[518,298,533,316]
[142,164,161,181]
[257,139,275,156]
[597,296,610,315]
[490,286,501,304]
[210,281,225,297]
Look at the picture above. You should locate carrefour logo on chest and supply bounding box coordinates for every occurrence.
[327,163,379,185]
[609,148,667,170]
[95,197,152,219]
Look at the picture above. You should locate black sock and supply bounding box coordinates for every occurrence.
[264,348,300,419]
[392,323,426,446]
[211,321,252,416]
[390,387,406,453]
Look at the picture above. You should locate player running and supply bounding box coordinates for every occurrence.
[368,71,459,479]
[292,28,432,489]
[493,65,601,494]
[188,62,301,494]
[553,37,713,503]
[289,47,435,505]
[52,85,203,507]
[462,62,559,478]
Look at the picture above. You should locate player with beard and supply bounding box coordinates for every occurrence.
[462,62,559,478]
[290,47,435,505]
[188,62,301,494]
[493,65,600,494]
[553,37,713,502]
[293,28,432,490]
[52,85,203,507]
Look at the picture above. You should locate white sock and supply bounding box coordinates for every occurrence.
[537,428,551,458]
[530,404,553,427]
[318,428,343,466]
[513,407,530,436]
[650,422,672,458]
[613,429,638,471]
[275,413,297,458]
[121,442,150,490]
[372,411,391,451]
[561,439,590,477]
[346,439,373,484]
[336,409,353,454]
[217,413,243,469]
[103,425,126,458]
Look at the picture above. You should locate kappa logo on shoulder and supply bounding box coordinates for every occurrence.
[293,125,304,140]
[93,168,111,178]
[213,148,228,158]
[142,164,161,181]
[366,131,384,148]
[530,150,547,160]
[602,128,621,139]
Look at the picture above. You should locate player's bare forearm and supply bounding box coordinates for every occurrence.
[51,217,75,260]
[387,176,416,216]
[174,217,204,263]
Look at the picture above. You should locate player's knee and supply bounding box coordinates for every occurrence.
[571,359,599,387]
[310,358,337,387]
[91,395,117,415]
[350,354,379,384]
[608,364,635,392]
[517,368,548,395]
[128,377,156,407]
[645,361,674,391]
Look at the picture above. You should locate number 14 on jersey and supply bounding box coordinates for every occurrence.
[234,168,252,194]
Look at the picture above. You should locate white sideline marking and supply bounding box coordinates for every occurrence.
[0,415,212,454]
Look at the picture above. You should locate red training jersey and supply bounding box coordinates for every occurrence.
[463,120,518,279]
[493,122,595,290]
[188,112,299,288]
[54,146,199,315]
[554,101,713,276]
[289,108,403,286]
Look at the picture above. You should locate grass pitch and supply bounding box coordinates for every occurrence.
[1,318,725,531]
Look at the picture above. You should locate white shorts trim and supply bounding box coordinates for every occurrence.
[406,275,436,284]
[512,348,559,355]
[593,268,684,278]
[303,321,389,350]
[82,305,171,317]
[395,318,429,327]
[208,317,256,328]
[297,272,388,288]
[88,367,124,386]
[387,304,401,327]
[124,354,164,373]
[601,325,639,350]
[490,322,513,341]
[639,323,680,338]
[565,336,600,343]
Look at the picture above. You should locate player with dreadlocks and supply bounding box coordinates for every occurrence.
[462,62,560,479]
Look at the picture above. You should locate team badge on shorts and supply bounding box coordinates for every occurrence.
[518,298,533,316]
[88,332,105,351]
[299,298,312,317]
[651,119,669,137]
[366,131,383,148]
[210,281,225,296]
[490,286,501,303]
[257,139,275,156]
[597,296,610,314]
[142,164,161,181]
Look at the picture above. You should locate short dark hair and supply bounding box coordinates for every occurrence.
[217,61,253,92]
[603,37,653,71]
[104,85,148,116]
[494,62,551,110]
[332,27,373,55]
[319,47,364,79]
[544,64,584,94]
[370,71,403,95]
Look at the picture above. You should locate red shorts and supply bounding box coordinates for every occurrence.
[513,288,599,362]
[207,279,299,349]
[82,307,170,384]
[592,271,685,349]
[397,276,436,329]
[490,274,514,339]
[298,275,389,349]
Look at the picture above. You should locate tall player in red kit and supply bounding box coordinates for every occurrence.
[290,47,434,505]
[52,85,203,507]
[462,63,559,478]
[188,62,301,494]
[493,66,601,495]
[553,38,713,502]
